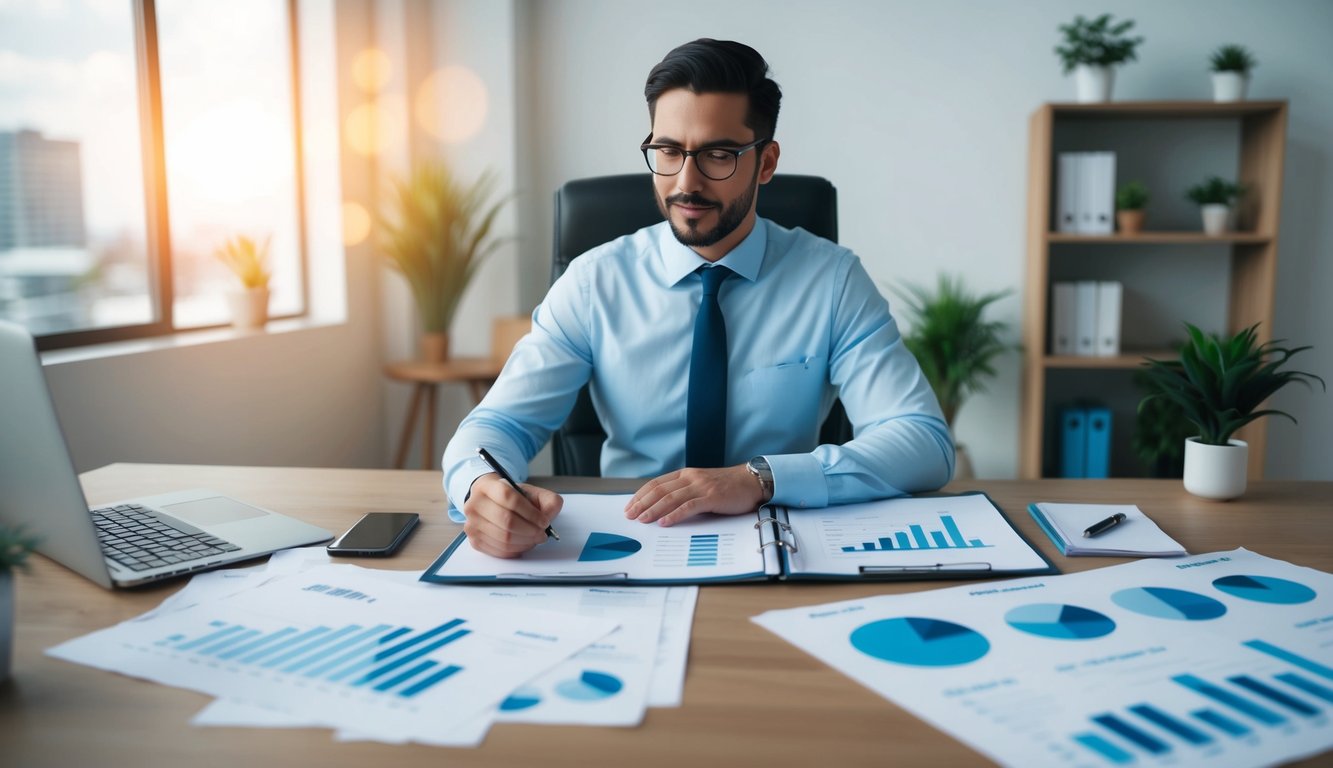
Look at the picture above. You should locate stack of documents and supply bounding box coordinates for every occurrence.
[1028,502,1187,557]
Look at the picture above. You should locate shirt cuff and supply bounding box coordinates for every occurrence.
[445,456,493,522]
[766,452,828,509]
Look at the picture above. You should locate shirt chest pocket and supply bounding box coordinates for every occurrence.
[742,357,827,404]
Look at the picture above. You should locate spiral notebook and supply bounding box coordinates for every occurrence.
[422,492,1055,585]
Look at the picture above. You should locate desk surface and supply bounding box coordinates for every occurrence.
[4,464,1331,768]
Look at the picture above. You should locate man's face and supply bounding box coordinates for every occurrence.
[648,89,778,260]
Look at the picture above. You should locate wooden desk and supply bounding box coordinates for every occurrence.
[4,465,1332,768]
[384,358,504,470]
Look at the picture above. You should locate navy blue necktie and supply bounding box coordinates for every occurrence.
[686,265,732,468]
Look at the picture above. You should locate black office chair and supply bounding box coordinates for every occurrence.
[549,172,853,476]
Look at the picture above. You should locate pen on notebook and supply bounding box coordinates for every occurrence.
[476,447,559,541]
[1083,512,1127,538]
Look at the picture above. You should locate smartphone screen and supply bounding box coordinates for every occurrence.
[327,512,419,556]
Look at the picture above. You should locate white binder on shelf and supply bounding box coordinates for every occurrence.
[1057,154,1078,234]
[1095,281,1123,357]
[1091,152,1116,235]
[1050,282,1076,356]
[1074,281,1099,356]
[1077,154,1095,234]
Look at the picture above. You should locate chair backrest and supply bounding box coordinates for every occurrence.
[549,173,851,476]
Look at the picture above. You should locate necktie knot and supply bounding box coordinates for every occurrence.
[698,265,731,296]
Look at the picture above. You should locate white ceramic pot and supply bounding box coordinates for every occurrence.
[227,287,270,329]
[1212,72,1250,102]
[1074,64,1115,103]
[1201,204,1231,235]
[1183,437,1248,500]
[1,571,12,683]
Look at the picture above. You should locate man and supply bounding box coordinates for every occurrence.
[443,39,953,558]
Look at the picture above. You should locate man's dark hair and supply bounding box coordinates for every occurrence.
[644,39,782,141]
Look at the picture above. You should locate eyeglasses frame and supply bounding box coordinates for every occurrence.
[639,135,771,181]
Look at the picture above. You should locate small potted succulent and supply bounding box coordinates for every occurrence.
[1210,44,1257,102]
[1116,181,1149,235]
[214,234,273,329]
[1138,323,1324,500]
[1186,176,1245,235]
[895,275,1014,480]
[1055,13,1145,103]
[1,525,39,682]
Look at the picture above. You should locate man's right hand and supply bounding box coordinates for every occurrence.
[462,473,563,558]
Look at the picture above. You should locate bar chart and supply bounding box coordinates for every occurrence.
[837,514,988,553]
[155,616,470,699]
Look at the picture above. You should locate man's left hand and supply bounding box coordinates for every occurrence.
[624,465,764,527]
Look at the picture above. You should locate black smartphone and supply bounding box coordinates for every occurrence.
[326,512,420,557]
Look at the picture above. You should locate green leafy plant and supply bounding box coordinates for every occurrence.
[213,235,272,290]
[1055,13,1145,74]
[1116,181,1149,211]
[0,525,39,574]
[378,161,508,334]
[1138,323,1325,446]
[1132,369,1193,477]
[1210,44,1258,74]
[895,275,1014,428]
[1185,176,1245,206]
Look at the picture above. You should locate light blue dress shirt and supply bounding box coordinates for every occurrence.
[443,217,954,520]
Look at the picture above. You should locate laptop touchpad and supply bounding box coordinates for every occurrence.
[161,497,269,525]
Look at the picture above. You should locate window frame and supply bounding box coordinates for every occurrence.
[33,0,310,351]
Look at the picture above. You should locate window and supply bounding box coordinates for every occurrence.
[0,0,308,348]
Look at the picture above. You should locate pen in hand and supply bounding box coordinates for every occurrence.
[476,447,559,541]
[1083,512,1127,538]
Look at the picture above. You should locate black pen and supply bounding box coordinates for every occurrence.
[476,447,559,541]
[1083,512,1127,538]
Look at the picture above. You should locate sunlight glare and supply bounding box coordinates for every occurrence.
[416,65,487,144]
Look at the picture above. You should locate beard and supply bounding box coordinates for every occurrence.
[655,168,759,249]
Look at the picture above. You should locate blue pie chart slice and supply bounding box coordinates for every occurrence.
[499,685,542,711]
[554,670,624,701]
[1005,603,1116,640]
[578,532,642,562]
[849,617,989,667]
[1111,586,1227,621]
[1212,574,1316,604]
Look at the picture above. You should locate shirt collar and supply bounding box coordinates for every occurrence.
[659,217,768,287]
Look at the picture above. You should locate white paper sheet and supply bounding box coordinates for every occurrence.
[753,549,1333,767]
[48,564,617,746]
[648,586,699,707]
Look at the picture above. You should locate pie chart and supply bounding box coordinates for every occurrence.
[1111,586,1227,621]
[578,532,642,562]
[1212,574,1316,604]
[554,670,624,701]
[849,617,989,667]
[499,685,542,711]
[1004,603,1116,640]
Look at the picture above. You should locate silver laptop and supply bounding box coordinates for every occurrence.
[0,320,333,588]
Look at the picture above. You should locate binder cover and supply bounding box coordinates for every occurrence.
[1084,406,1112,478]
[1059,407,1087,478]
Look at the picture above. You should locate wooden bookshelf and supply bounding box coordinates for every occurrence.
[1020,101,1288,479]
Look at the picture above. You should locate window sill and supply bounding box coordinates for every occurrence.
[41,314,347,367]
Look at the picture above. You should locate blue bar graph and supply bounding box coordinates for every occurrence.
[1229,675,1320,717]
[1243,639,1333,680]
[1129,703,1212,745]
[1173,674,1286,725]
[1073,732,1134,764]
[1277,673,1333,704]
[160,618,468,699]
[688,534,719,566]
[840,515,989,552]
[1192,708,1251,737]
[1091,713,1171,754]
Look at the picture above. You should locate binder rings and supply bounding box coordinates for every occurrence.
[421,492,1056,585]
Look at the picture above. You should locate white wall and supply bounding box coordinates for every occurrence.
[514,0,1333,480]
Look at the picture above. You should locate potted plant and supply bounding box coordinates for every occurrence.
[1138,323,1324,500]
[1210,44,1257,102]
[1055,13,1145,103]
[213,235,272,329]
[895,275,1014,480]
[1,525,39,683]
[1132,370,1193,478]
[1116,181,1149,235]
[379,161,509,363]
[1186,176,1245,235]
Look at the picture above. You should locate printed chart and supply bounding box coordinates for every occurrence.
[754,549,1333,767]
[833,514,989,553]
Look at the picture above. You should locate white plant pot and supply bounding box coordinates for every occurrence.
[1200,204,1231,235]
[1183,438,1248,501]
[1212,72,1250,102]
[227,287,270,329]
[1074,64,1115,103]
[1,571,12,683]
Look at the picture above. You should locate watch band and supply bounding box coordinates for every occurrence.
[747,456,774,504]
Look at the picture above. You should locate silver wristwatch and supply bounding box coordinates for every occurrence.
[746,456,774,504]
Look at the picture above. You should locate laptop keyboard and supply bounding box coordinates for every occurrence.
[92,503,241,572]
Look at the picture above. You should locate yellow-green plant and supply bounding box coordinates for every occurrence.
[213,235,272,290]
[378,161,508,334]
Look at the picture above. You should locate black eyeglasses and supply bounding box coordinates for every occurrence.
[640,136,769,181]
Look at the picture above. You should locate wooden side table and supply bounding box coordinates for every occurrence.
[384,358,505,469]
